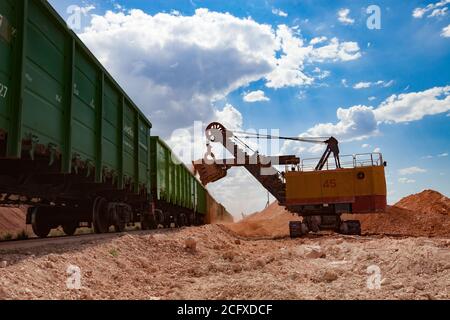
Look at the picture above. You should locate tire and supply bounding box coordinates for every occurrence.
[339,220,361,235]
[141,214,156,230]
[114,221,126,233]
[31,207,51,238]
[62,223,78,236]
[141,217,150,230]
[93,197,110,234]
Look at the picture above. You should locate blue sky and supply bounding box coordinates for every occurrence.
[49,0,450,215]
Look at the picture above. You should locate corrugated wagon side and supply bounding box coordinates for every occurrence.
[149,136,205,226]
[0,0,153,237]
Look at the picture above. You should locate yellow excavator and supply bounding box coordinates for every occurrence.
[193,122,387,237]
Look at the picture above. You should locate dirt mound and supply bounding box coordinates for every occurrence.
[0,225,448,300]
[0,207,27,237]
[343,205,450,237]
[225,202,301,238]
[227,189,450,238]
[395,190,450,216]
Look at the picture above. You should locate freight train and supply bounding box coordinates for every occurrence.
[0,0,233,238]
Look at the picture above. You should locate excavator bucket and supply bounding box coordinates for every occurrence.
[193,161,228,185]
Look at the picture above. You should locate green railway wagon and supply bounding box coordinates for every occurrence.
[149,136,204,225]
[0,0,153,237]
[196,180,207,216]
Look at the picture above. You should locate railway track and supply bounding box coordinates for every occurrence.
[1,223,436,253]
[0,228,176,251]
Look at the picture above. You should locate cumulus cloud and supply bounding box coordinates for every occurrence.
[282,85,450,156]
[80,9,361,135]
[272,8,288,17]
[429,7,448,17]
[337,8,355,25]
[362,143,370,148]
[374,86,450,123]
[310,36,327,45]
[398,166,427,175]
[243,90,270,102]
[282,105,378,156]
[413,0,450,18]
[303,105,378,141]
[309,37,361,62]
[213,104,243,131]
[442,24,450,37]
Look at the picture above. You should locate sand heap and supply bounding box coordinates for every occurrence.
[395,190,449,216]
[0,224,449,300]
[346,205,450,237]
[0,207,27,237]
[226,190,450,238]
[225,202,300,238]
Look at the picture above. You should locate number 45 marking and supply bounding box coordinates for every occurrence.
[323,179,336,188]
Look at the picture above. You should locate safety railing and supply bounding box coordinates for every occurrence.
[289,153,384,172]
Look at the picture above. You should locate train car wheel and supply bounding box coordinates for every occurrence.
[62,223,78,236]
[114,218,126,233]
[31,207,51,238]
[93,197,110,234]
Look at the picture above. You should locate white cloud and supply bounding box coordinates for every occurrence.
[283,86,450,148]
[310,36,327,45]
[362,143,370,148]
[398,166,427,175]
[413,0,450,18]
[421,155,434,159]
[272,8,288,17]
[442,24,450,37]
[80,9,358,135]
[282,105,378,154]
[337,8,355,25]
[207,168,275,217]
[243,90,270,102]
[398,177,416,184]
[341,79,349,87]
[353,80,394,89]
[310,37,361,62]
[368,96,376,101]
[213,104,243,131]
[373,147,381,153]
[429,7,448,17]
[79,5,96,15]
[353,82,371,89]
[374,86,450,123]
[312,67,331,79]
[438,152,449,157]
[265,28,361,88]
[81,9,285,135]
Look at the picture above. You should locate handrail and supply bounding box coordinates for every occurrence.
[299,153,383,171]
